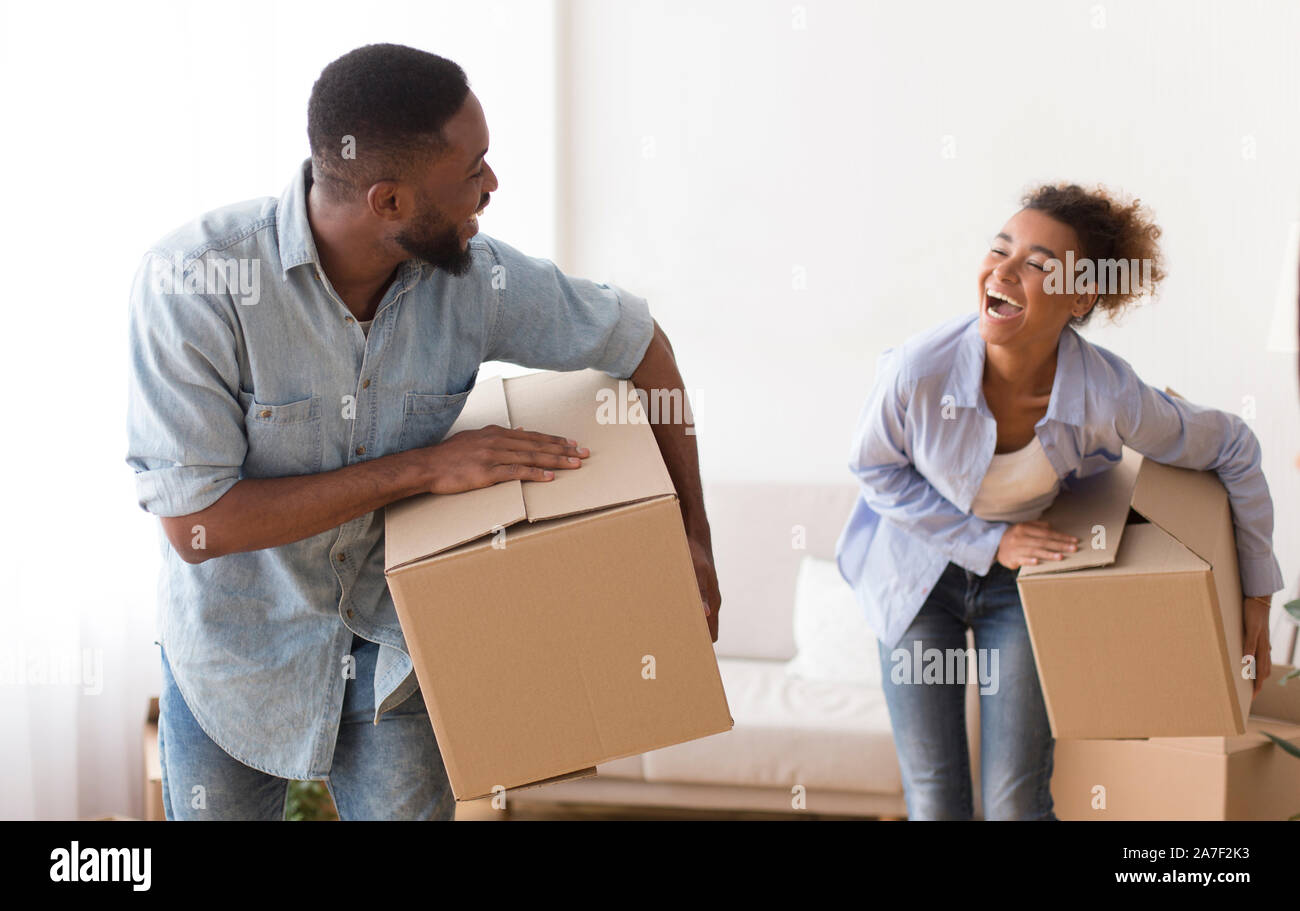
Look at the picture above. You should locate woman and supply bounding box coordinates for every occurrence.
[835,183,1282,820]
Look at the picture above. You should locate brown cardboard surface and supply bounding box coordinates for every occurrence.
[1018,447,1141,578]
[1020,554,1233,738]
[385,369,732,800]
[384,370,675,571]
[1016,445,1251,738]
[505,370,674,522]
[1051,666,1300,820]
[1130,458,1251,726]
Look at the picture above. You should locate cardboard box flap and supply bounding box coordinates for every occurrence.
[504,369,675,522]
[1130,457,1233,568]
[1133,384,1237,568]
[385,370,676,572]
[1018,447,1143,578]
[1019,522,1209,581]
[384,376,529,571]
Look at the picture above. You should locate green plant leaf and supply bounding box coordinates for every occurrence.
[1263,731,1300,760]
[1284,599,1300,623]
[285,780,339,821]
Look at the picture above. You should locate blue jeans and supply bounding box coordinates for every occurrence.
[877,560,1056,820]
[158,635,454,820]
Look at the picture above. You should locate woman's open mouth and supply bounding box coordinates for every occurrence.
[984,288,1026,322]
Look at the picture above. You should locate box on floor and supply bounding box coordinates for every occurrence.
[384,369,732,801]
[1052,664,1300,820]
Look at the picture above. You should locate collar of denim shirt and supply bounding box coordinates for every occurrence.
[274,158,428,291]
[941,313,1087,428]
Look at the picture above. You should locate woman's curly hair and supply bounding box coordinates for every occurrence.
[1021,183,1166,326]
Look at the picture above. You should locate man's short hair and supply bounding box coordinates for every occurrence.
[307,44,470,200]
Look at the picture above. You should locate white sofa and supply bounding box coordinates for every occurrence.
[514,482,984,818]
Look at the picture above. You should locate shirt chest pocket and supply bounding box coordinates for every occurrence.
[237,390,324,478]
[397,389,476,451]
[397,377,477,452]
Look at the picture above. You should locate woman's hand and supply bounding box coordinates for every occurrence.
[996,520,1080,569]
[1243,597,1272,696]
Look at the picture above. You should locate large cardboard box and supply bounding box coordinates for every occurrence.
[1052,665,1300,820]
[384,369,733,800]
[1016,445,1252,738]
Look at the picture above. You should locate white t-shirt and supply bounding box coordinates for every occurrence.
[359,318,373,338]
[969,435,1062,523]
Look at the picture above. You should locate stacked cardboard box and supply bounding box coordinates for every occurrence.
[1015,444,1299,819]
[1050,665,1300,820]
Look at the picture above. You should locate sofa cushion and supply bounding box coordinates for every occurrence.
[593,753,645,780]
[786,555,881,686]
[705,482,860,661]
[639,657,902,795]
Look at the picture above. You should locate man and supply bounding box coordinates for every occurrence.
[126,44,720,821]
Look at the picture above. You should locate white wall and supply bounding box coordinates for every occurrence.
[559,0,1300,638]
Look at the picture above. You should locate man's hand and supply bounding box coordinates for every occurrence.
[689,536,721,642]
[996,520,1079,569]
[1243,597,1273,696]
[420,425,588,494]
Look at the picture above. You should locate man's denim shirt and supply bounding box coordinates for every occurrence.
[836,313,1285,650]
[126,160,655,779]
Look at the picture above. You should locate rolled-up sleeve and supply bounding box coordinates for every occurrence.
[1104,348,1284,598]
[126,252,247,517]
[849,347,1008,575]
[480,236,654,379]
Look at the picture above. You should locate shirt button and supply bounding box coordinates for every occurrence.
[345,316,354,324]
[346,609,354,619]
[362,379,371,389]
[356,445,366,456]
[259,409,271,418]
[336,553,345,562]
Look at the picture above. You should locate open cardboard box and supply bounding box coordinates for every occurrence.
[384,369,733,801]
[1016,444,1252,739]
[1051,664,1300,820]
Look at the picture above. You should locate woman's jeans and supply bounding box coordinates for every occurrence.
[878,560,1056,820]
[158,635,455,820]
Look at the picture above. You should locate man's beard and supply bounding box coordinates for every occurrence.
[394,205,474,276]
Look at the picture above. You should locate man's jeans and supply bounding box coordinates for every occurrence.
[877,560,1056,820]
[158,636,454,820]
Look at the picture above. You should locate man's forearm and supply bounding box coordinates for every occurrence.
[631,322,711,545]
[162,449,432,564]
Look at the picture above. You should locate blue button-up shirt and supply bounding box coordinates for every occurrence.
[836,312,1285,650]
[126,160,654,779]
